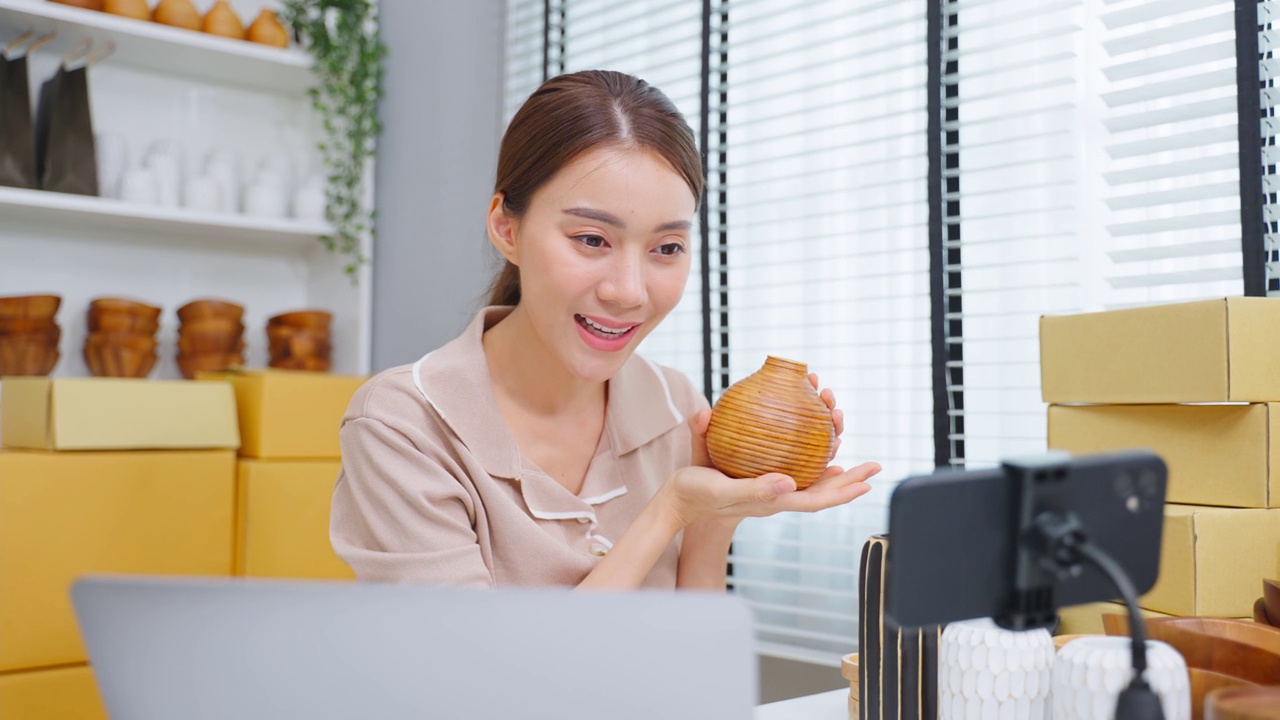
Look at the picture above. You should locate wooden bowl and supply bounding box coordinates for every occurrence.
[1192,670,1258,720]
[0,294,61,320]
[1205,686,1280,720]
[1103,614,1280,686]
[176,352,244,380]
[178,332,244,357]
[268,310,332,331]
[87,310,159,335]
[176,299,244,324]
[89,297,161,323]
[269,355,332,372]
[84,331,157,354]
[179,318,244,336]
[268,332,331,360]
[0,318,60,339]
[83,343,156,378]
[1264,580,1280,628]
[1256,598,1275,627]
[0,338,59,376]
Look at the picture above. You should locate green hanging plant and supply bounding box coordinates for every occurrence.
[281,0,387,279]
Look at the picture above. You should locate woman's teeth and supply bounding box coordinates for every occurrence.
[577,315,631,337]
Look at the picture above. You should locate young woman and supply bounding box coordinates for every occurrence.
[331,70,881,590]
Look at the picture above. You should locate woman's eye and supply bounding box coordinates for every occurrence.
[656,242,686,257]
[576,234,607,248]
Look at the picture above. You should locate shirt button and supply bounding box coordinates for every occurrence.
[589,543,608,557]
[576,517,591,524]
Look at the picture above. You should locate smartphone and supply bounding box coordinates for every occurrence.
[884,450,1167,629]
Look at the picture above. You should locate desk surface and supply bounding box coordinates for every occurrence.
[753,689,847,720]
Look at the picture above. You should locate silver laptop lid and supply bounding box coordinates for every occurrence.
[72,575,757,720]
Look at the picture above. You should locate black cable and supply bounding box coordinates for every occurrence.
[1076,540,1147,676]
[1074,539,1164,720]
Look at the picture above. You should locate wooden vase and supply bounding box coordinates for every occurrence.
[49,0,105,10]
[705,355,834,489]
[247,9,289,48]
[102,0,150,21]
[202,0,245,40]
[151,0,199,30]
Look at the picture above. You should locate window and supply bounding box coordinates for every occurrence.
[500,0,1272,666]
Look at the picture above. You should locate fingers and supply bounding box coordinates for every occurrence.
[687,408,713,468]
[831,407,844,438]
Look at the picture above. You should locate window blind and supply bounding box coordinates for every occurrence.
[946,0,1249,469]
[713,0,933,665]
[1262,0,1280,296]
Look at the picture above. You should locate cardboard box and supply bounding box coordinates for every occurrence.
[1141,503,1280,617]
[1040,297,1280,403]
[0,665,106,720]
[0,450,236,671]
[199,369,365,459]
[1048,403,1278,508]
[236,459,353,580]
[1055,601,1175,636]
[1,377,239,451]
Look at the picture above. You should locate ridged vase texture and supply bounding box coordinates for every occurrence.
[705,356,834,489]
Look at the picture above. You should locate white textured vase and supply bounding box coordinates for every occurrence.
[938,618,1056,720]
[1050,636,1190,720]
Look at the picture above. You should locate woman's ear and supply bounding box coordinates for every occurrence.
[486,193,519,264]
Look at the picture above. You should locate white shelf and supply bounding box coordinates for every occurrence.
[0,0,313,95]
[0,185,332,251]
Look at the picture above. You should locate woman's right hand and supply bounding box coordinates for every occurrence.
[660,457,881,528]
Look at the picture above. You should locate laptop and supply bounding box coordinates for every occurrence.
[71,575,757,720]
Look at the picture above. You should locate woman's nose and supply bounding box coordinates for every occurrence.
[598,255,646,308]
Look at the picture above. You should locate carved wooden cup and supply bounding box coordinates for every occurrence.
[705,355,835,489]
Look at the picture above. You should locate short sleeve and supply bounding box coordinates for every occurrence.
[330,415,493,586]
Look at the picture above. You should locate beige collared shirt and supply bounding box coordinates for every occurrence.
[331,306,709,588]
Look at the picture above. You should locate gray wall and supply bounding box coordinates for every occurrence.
[372,0,505,371]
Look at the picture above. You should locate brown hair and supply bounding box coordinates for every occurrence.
[486,70,703,307]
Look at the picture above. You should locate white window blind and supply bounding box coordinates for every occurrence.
[948,0,1248,468]
[551,0,710,386]
[502,0,548,126]
[1263,0,1280,296]
[714,0,933,665]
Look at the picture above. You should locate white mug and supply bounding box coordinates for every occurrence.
[119,167,159,205]
[183,175,222,213]
[292,180,327,221]
[244,179,289,218]
[144,151,182,208]
[95,133,128,200]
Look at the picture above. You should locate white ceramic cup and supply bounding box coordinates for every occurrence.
[292,178,326,221]
[95,133,128,200]
[119,167,159,205]
[144,151,182,207]
[183,175,222,212]
[244,177,289,218]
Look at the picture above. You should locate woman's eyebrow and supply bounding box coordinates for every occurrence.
[564,207,692,233]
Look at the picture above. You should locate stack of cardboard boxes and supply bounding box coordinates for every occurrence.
[0,369,364,718]
[1039,298,1280,633]
[210,370,364,581]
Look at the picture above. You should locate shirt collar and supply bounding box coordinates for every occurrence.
[414,306,688,509]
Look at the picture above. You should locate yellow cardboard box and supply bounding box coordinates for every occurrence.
[1055,601,1174,636]
[1048,403,1278,508]
[1040,297,1280,403]
[1141,503,1280,617]
[1,377,239,451]
[0,450,236,671]
[236,459,353,580]
[199,369,365,459]
[0,665,106,720]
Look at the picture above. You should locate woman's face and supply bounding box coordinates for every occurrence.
[492,146,696,383]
